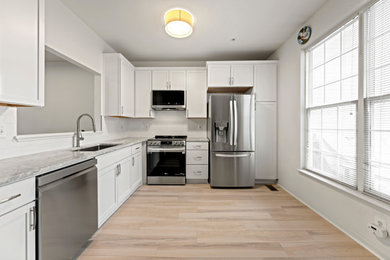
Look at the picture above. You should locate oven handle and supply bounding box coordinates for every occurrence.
[147,147,186,153]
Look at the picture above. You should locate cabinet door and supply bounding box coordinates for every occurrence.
[186,70,207,118]
[152,71,169,90]
[255,102,277,180]
[231,64,254,86]
[0,202,35,260]
[135,70,153,118]
[116,158,132,205]
[207,64,231,87]
[121,59,135,117]
[133,152,142,189]
[0,0,44,106]
[254,64,277,101]
[169,70,186,90]
[98,166,117,227]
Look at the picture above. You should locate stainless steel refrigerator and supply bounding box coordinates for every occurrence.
[208,94,255,187]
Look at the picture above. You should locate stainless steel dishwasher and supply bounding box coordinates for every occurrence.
[36,159,98,260]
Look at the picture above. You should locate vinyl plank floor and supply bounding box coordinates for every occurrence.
[78,184,376,259]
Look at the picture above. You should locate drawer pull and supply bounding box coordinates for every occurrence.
[194,156,202,160]
[0,193,21,205]
[193,171,202,174]
[194,145,202,148]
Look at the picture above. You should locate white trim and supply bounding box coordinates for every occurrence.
[134,67,206,71]
[14,131,104,142]
[206,60,278,66]
[278,181,384,260]
[299,168,390,213]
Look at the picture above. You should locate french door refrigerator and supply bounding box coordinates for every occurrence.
[208,94,255,187]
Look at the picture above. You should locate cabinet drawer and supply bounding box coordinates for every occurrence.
[186,165,208,179]
[186,150,208,165]
[187,142,208,150]
[132,143,142,154]
[0,178,35,216]
[97,146,133,170]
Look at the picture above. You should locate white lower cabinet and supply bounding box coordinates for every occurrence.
[0,202,36,260]
[0,178,36,260]
[97,143,144,227]
[186,141,209,182]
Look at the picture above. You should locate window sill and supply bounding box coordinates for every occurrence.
[298,169,390,214]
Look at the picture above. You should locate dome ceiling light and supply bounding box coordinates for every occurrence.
[164,8,194,38]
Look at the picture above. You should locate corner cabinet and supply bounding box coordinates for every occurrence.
[96,143,144,227]
[207,62,253,87]
[0,0,45,107]
[186,70,207,118]
[103,53,135,117]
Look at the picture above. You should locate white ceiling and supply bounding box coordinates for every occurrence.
[60,0,326,61]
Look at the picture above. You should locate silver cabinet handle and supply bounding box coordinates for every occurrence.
[215,153,251,158]
[29,206,36,231]
[116,164,121,175]
[0,193,21,205]
[193,171,202,174]
[231,77,234,85]
[132,157,135,166]
[121,106,124,115]
[194,156,203,160]
[193,145,202,149]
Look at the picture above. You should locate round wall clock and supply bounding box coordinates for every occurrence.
[297,26,312,45]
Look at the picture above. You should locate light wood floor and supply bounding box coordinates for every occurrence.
[79,184,376,259]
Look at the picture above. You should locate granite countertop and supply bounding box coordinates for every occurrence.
[186,137,209,142]
[0,137,147,188]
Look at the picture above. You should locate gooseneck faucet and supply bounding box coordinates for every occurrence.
[74,113,96,148]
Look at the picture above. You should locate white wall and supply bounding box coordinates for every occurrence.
[269,0,390,258]
[17,61,95,135]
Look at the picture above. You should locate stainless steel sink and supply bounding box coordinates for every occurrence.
[75,143,118,152]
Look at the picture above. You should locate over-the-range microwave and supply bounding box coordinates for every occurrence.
[151,90,186,110]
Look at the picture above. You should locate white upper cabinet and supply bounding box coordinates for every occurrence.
[254,63,278,101]
[169,70,186,90]
[135,70,154,118]
[152,70,169,90]
[186,70,207,118]
[207,62,253,87]
[207,64,231,87]
[0,0,44,107]
[103,53,135,117]
[231,64,254,86]
[152,70,186,90]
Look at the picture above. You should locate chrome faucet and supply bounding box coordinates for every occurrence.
[74,113,96,148]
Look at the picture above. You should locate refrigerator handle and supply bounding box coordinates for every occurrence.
[233,99,238,146]
[229,99,234,146]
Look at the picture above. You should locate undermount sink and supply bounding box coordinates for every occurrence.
[75,143,119,152]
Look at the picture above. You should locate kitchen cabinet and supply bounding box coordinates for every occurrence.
[97,143,143,227]
[254,62,277,101]
[186,141,209,182]
[0,178,36,260]
[152,70,186,90]
[0,0,44,107]
[135,70,154,118]
[103,53,135,117]
[207,62,253,87]
[186,70,207,118]
[255,102,277,181]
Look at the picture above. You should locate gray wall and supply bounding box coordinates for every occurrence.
[18,61,95,134]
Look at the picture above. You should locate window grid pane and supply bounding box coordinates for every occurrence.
[364,0,390,201]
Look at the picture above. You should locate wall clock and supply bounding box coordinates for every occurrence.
[297,26,312,45]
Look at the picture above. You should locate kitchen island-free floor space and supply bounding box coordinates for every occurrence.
[79,184,375,259]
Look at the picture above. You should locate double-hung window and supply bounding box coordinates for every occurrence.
[305,18,359,188]
[304,0,390,203]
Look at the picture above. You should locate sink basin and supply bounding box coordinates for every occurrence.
[76,143,118,152]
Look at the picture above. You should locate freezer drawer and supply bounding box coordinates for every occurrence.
[210,152,255,187]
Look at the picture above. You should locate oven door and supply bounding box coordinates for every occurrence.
[147,146,186,184]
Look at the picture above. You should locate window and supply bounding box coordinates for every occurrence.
[364,0,390,201]
[305,18,359,188]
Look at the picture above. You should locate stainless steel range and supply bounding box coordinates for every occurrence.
[147,135,187,185]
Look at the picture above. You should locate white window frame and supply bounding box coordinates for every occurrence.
[300,0,390,208]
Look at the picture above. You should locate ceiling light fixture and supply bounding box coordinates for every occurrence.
[164,8,193,38]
